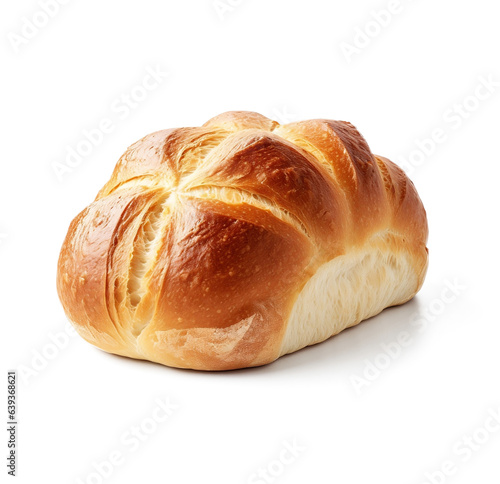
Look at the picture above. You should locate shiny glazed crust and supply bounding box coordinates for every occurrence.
[57,111,429,370]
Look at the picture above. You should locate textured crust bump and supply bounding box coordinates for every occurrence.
[57,111,428,370]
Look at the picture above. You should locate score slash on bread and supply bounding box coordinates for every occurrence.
[57,111,429,371]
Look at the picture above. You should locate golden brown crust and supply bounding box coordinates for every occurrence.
[57,111,429,370]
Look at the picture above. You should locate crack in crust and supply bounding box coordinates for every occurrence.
[182,185,311,241]
[126,193,172,338]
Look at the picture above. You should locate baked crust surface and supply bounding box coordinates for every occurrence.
[57,111,429,370]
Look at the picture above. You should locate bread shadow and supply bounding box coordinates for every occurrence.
[255,296,425,374]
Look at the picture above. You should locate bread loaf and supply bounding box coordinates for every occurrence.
[57,111,429,370]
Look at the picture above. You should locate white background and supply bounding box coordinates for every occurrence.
[2,1,499,483]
